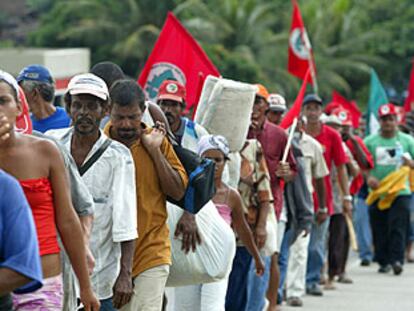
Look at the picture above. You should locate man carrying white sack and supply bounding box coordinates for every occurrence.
[157,79,209,255]
[234,84,297,311]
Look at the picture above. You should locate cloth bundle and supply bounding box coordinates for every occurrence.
[194,75,257,152]
[366,166,410,210]
[166,201,236,287]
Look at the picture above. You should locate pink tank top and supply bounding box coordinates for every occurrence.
[215,203,232,226]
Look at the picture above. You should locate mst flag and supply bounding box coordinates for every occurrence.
[288,0,315,85]
[332,91,362,128]
[367,69,388,135]
[138,12,220,109]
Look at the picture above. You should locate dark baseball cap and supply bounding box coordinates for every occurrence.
[303,93,323,106]
[17,65,54,84]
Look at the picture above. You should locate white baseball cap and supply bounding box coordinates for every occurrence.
[67,73,109,100]
[268,93,287,112]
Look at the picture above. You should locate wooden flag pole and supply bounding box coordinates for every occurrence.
[345,214,358,251]
[282,117,298,163]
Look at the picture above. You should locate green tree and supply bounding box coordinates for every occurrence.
[28,0,414,107]
[29,0,179,76]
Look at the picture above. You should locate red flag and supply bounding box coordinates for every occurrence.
[138,12,220,110]
[288,0,315,84]
[280,69,310,129]
[15,86,32,134]
[332,91,361,128]
[404,58,414,112]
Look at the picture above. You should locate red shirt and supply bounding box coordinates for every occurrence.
[346,136,374,195]
[310,124,347,214]
[248,121,297,219]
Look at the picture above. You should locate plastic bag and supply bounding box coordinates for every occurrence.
[166,201,236,287]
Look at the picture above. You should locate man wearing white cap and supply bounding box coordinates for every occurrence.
[46,73,138,310]
[267,94,287,126]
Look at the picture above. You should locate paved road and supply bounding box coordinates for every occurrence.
[282,252,414,311]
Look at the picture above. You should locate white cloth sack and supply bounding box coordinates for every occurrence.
[194,76,257,152]
[166,202,236,287]
[225,152,241,189]
[261,207,278,257]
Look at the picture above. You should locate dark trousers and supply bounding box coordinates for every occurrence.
[225,247,252,311]
[328,214,350,278]
[0,294,12,311]
[370,195,411,266]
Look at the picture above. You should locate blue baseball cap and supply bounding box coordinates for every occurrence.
[17,65,54,84]
[303,93,323,106]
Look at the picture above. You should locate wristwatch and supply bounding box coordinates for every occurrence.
[318,207,328,214]
[343,195,353,202]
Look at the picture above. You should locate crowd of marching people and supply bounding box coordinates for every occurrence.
[1,61,414,311]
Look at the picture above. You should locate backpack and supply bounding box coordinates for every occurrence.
[168,141,216,214]
[146,102,216,213]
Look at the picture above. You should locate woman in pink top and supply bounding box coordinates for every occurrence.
[198,135,264,271]
[173,135,265,311]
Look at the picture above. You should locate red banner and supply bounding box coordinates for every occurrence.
[332,91,361,128]
[288,0,315,84]
[138,12,220,110]
[280,69,311,129]
[404,58,414,112]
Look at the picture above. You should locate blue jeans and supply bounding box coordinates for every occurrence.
[100,298,116,311]
[245,255,271,311]
[306,218,330,287]
[354,197,373,261]
[278,229,293,303]
[225,247,252,311]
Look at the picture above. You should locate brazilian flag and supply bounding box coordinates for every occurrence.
[367,69,388,135]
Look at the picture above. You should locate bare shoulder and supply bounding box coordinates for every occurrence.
[227,185,242,203]
[22,134,61,158]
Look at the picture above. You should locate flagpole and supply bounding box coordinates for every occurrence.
[308,54,318,95]
[302,33,318,95]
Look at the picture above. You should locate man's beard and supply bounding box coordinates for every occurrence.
[74,117,98,135]
[116,128,138,140]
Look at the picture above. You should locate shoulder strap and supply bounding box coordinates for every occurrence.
[185,119,198,139]
[79,139,112,176]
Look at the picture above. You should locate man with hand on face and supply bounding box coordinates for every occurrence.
[301,94,351,297]
[248,84,297,311]
[46,74,138,310]
[157,80,209,255]
[105,79,188,311]
[364,103,414,276]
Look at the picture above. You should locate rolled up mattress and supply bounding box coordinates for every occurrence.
[195,76,257,152]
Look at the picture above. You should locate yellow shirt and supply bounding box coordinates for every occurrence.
[105,123,188,277]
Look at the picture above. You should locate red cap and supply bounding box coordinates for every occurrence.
[331,107,352,126]
[157,80,186,103]
[325,101,343,115]
[378,103,397,118]
[15,86,33,134]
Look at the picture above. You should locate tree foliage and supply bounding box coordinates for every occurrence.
[27,0,414,107]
